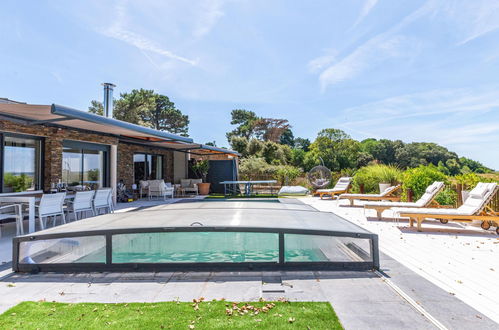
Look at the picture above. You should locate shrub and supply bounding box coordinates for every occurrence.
[275,165,302,185]
[353,164,402,193]
[238,157,270,180]
[454,172,485,190]
[239,157,302,185]
[435,188,457,206]
[402,165,448,200]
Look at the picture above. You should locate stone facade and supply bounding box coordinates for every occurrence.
[0,120,174,191]
[117,142,174,188]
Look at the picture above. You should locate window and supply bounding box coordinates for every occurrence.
[2,134,42,192]
[62,141,109,190]
[134,153,163,183]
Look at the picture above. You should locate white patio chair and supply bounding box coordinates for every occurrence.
[36,193,66,229]
[0,203,23,237]
[139,180,149,198]
[93,188,113,215]
[67,191,95,221]
[148,180,174,200]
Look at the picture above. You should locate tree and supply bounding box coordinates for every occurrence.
[304,128,360,171]
[226,109,259,141]
[148,95,189,136]
[88,89,190,135]
[247,138,264,156]
[294,137,311,151]
[280,128,295,146]
[88,100,104,116]
[229,136,249,157]
[113,89,157,126]
[253,118,291,142]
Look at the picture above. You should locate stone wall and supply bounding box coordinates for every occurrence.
[0,120,117,191]
[1,120,176,191]
[117,142,174,188]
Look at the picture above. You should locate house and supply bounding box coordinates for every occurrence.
[0,98,238,200]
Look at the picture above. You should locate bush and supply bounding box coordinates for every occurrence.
[352,164,402,193]
[275,165,302,185]
[435,188,457,206]
[454,173,484,190]
[239,157,302,185]
[239,157,273,180]
[402,165,448,200]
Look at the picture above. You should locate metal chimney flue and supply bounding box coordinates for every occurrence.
[102,83,116,118]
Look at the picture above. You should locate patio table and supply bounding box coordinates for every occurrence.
[219,180,277,197]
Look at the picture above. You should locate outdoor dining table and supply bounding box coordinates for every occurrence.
[0,194,75,234]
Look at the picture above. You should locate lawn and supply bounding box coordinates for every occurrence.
[0,300,342,329]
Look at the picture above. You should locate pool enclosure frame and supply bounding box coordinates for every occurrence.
[12,226,379,273]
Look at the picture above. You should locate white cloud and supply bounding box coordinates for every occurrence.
[352,0,378,28]
[193,0,225,38]
[316,0,436,91]
[440,1,499,45]
[307,52,337,73]
[318,35,416,90]
[103,26,198,66]
[97,1,198,66]
[334,87,499,168]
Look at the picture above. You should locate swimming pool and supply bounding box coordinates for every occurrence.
[13,199,379,272]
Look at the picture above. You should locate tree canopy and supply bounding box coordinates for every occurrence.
[88,89,189,136]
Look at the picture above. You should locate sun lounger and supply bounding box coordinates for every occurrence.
[316,177,351,199]
[363,182,444,218]
[339,184,401,206]
[392,182,499,233]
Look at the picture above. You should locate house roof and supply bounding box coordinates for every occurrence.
[0,103,239,157]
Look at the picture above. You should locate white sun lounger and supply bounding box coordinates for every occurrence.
[316,177,351,199]
[392,182,499,233]
[363,182,445,218]
[339,184,401,206]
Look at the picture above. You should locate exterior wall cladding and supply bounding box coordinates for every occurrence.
[0,120,174,191]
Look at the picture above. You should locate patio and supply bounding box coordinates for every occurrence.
[0,198,497,328]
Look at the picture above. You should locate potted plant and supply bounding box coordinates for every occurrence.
[191,160,211,195]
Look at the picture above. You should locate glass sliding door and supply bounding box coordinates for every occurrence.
[2,135,42,192]
[134,153,163,183]
[83,150,105,188]
[62,141,108,191]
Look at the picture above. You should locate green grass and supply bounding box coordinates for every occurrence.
[205,193,278,199]
[0,301,342,329]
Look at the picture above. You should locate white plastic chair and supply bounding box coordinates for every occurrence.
[36,193,66,229]
[93,189,113,215]
[67,191,95,221]
[0,204,23,237]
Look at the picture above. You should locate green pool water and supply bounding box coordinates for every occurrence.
[77,232,328,263]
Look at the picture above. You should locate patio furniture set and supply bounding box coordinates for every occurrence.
[317,177,499,234]
[0,188,113,237]
[138,179,202,200]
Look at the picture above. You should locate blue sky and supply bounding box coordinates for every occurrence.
[1,0,499,169]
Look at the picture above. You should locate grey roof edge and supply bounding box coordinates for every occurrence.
[51,104,193,143]
[199,144,240,156]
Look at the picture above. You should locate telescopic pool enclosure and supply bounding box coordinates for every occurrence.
[13,199,379,272]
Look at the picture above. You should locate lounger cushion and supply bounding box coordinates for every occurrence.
[278,186,308,196]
